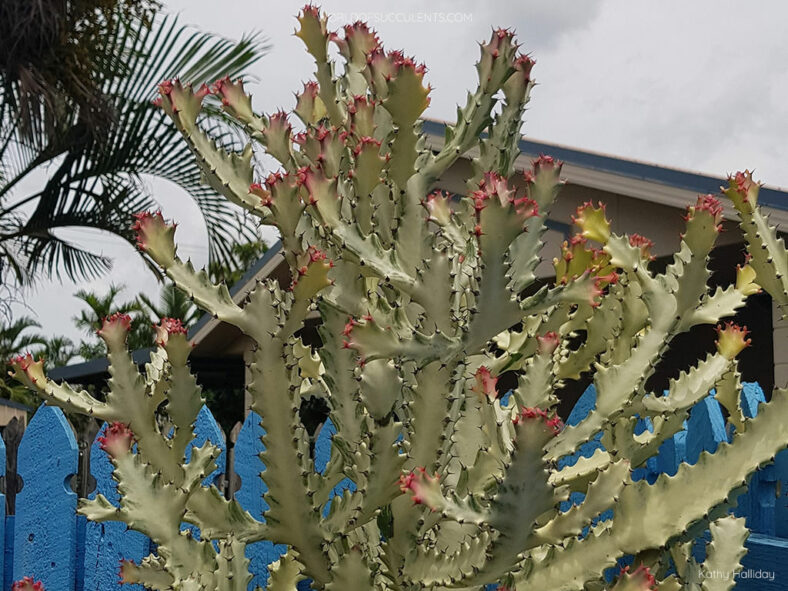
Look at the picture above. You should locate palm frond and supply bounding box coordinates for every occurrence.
[72,282,141,334]
[0,315,45,359]
[137,281,200,325]
[0,14,268,283]
[17,174,154,280]
[35,335,78,370]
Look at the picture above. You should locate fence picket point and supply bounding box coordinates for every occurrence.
[13,405,78,590]
[82,422,150,591]
[234,411,286,590]
[685,395,727,466]
[178,405,227,545]
[0,432,6,586]
[188,405,227,488]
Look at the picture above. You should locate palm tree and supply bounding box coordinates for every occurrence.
[37,335,78,370]
[0,315,46,406]
[0,316,45,360]
[73,283,151,356]
[73,284,140,333]
[208,239,270,286]
[137,282,201,326]
[0,0,159,142]
[0,2,268,286]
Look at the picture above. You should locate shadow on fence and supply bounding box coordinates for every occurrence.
[0,382,786,590]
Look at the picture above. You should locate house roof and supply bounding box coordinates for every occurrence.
[49,347,155,382]
[49,118,788,381]
[0,398,32,412]
[419,119,786,213]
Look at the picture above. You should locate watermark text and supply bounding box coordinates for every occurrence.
[700,568,776,582]
[331,12,473,26]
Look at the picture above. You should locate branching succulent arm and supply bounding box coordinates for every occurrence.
[12,317,266,588]
[10,6,788,590]
[723,171,788,317]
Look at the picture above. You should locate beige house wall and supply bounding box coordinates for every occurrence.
[437,161,745,280]
[0,406,27,428]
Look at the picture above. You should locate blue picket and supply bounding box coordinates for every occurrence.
[566,384,596,426]
[685,395,728,465]
[0,432,6,587]
[178,405,227,544]
[314,419,356,517]
[734,383,782,536]
[13,405,78,590]
[558,385,604,471]
[645,427,685,480]
[82,423,149,591]
[639,389,685,481]
[4,515,13,591]
[741,382,767,419]
[234,411,286,590]
[74,516,86,591]
[774,450,788,538]
[745,465,779,535]
[738,534,788,591]
[187,405,227,488]
[313,418,335,474]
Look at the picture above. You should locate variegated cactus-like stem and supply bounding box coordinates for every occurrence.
[10,5,788,590]
[514,391,779,591]
[723,170,788,318]
[10,318,265,588]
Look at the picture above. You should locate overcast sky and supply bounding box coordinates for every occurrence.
[11,0,788,346]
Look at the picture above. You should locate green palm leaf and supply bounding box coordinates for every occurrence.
[36,335,78,370]
[72,283,141,334]
[138,281,201,325]
[0,14,268,283]
[0,315,45,360]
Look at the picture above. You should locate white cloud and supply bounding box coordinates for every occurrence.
[523,0,788,185]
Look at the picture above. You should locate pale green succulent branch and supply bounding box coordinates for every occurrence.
[8,5,788,591]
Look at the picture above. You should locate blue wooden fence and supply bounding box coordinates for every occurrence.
[3,383,788,590]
